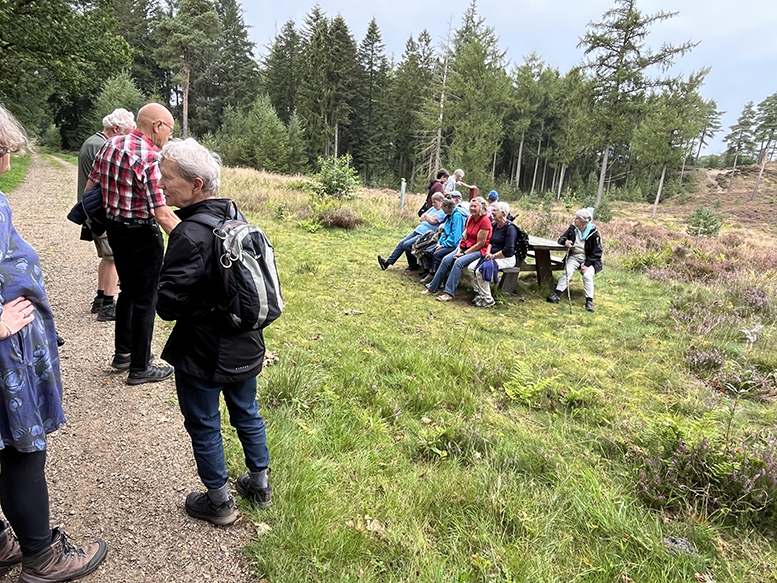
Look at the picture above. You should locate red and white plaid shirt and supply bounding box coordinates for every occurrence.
[89,129,166,220]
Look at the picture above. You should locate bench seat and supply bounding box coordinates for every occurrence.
[498,251,566,294]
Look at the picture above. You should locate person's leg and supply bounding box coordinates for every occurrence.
[0,448,51,556]
[443,253,481,296]
[222,377,270,473]
[427,249,457,292]
[467,261,490,299]
[105,225,133,356]
[401,234,422,267]
[432,246,455,273]
[385,232,418,266]
[582,266,595,299]
[175,371,228,490]
[98,260,118,298]
[556,255,581,293]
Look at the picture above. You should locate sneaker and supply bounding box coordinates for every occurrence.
[377,255,389,271]
[110,353,155,371]
[90,296,103,314]
[126,364,174,385]
[480,298,496,309]
[96,303,116,322]
[419,273,434,285]
[18,526,107,583]
[585,298,595,312]
[546,292,561,304]
[185,492,237,526]
[236,472,273,509]
[418,269,429,278]
[404,264,421,271]
[0,521,21,576]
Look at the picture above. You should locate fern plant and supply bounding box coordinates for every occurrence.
[503,361,561,408]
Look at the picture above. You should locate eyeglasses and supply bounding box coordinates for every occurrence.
[160,121,175,137]
[0,148,8,158]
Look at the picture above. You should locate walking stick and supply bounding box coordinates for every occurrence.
[564,247,573,314]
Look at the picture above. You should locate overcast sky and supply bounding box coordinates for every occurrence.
[241,0,777,154]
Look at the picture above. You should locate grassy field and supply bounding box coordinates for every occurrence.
[0,153,31,193]
[210,167,777,582]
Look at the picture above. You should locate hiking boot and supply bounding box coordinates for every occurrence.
[585,298,595,312]
[404,264,421,271]
[0,521,21,576]
[377,255,389,271]
[185,492,237,526]
[419,273,434,285]
[546,292,561,304]
[126,364,174,385]
[90,296,103,314]
[110,353,154,371]
[236,471,273,509]
[18,527,107,583]
[96,303,115,322]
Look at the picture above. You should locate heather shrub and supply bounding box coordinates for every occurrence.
[320,207,363,229]
[685,346,726,376]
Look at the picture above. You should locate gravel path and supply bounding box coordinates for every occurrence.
[4,154,261,582]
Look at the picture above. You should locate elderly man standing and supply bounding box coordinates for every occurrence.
[444,168,473,196]
[156,138,273,525]
[77,108,135,322]
[85,103,180,385]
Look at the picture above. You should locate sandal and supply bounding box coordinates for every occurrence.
[436,293,454,302]
[421,288,433,295]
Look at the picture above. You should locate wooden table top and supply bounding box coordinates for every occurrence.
[528,235,566,251]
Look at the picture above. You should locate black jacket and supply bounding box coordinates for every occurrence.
[558,224,603,273]
[157,198,264,382]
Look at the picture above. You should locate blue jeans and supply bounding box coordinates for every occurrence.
[427,250,482,296]
[176,371,270,489]
[429,245,456,272]
[387,231,421,266]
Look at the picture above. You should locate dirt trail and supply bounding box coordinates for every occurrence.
[4,154,260,582]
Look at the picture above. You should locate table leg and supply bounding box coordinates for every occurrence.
[534,249,555,290]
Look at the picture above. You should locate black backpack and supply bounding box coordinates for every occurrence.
[189,201,283,331]
[512,223,530,262]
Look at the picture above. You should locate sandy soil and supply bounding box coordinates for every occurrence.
[3,154,261,583]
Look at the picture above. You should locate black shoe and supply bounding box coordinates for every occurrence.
[55,333,65,347]
[111,353,154,371]
[127,364,173,385]
[90,296,103,314]
[404,264,421,271]
[547,292,561,304]
[418,269,429,277]
[236,472,273,509]
[585,298,595,312]
[96,303,116,321]
[377,255,389,271]
[185,492,237,526]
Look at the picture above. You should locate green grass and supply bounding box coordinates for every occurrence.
[0,154,31,193]
[206,172,777,582]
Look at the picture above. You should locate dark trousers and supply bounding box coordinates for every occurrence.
[106,222,164,372]
[0,448,51,556]
[175,371,270,490]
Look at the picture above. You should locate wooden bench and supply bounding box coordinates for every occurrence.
[497,235,567,294]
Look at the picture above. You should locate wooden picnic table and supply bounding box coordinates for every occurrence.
[499,235,567,293]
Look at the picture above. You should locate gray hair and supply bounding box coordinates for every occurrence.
[0,103,29,154]
[103,108,136,132]
[471,196,488,216]
[495,201,510,216]
[454,168,465,179]
[442,199,456,212]
[160,138,221,195]
[575,207,594,223]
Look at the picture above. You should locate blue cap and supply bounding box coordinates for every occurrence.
[487,190,499,201]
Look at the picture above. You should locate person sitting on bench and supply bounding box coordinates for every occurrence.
[468,201,517,308]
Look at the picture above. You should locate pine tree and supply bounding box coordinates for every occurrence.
[263,19,302,123]
[113,0,167,98]
[154,0,221,138]
[752,92,777,200]
[693,99,723,168]
[446,1,510,187]
[351,18,390,183]
[723,101,757,192]
[91,72,145,124]
[578,0,697,207]
[248,94,290,173]
[287,110,308,173]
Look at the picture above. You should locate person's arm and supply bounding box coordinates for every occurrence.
[498,225,517,259]
[157,230,206,321]
[144,161,181,234]
[466,227,489,255]
[84,179,97,195]
[152,204,181,235]
[558,224,574,247]
[583,232,603,271]
[457,180,473,190]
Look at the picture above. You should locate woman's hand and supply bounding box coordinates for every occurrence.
[1,297,35,338]
[565,240,573,248]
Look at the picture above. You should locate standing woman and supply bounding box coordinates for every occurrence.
[0,105,107,582]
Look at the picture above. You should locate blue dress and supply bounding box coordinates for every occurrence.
[0,192,66,452]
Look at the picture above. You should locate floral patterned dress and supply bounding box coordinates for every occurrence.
[0,192,65,452]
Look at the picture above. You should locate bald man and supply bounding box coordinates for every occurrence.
[86,103,180,385]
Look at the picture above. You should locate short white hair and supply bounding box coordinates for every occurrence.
[103,108,136,132]
[160,138,221,195]
[454,168,465,178]
[495,201,510,215]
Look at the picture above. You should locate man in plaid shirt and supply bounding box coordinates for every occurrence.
[86,103,180,385]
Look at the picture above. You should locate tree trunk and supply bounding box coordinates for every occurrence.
[334,122,339,159]
[556,163,566,200]
[694,125,707,169]
[514,131,525,190]
[182,55,190,139]
[595,145,610,208]
[752,137,773,201]
[651,164,667,218]
[551,165,558,193]
[728,147,740,193]
[680,140,690,184]
[540,155,548,191]
[530,136,541,195]
[492,149,497,180]
[433,55,449,174]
